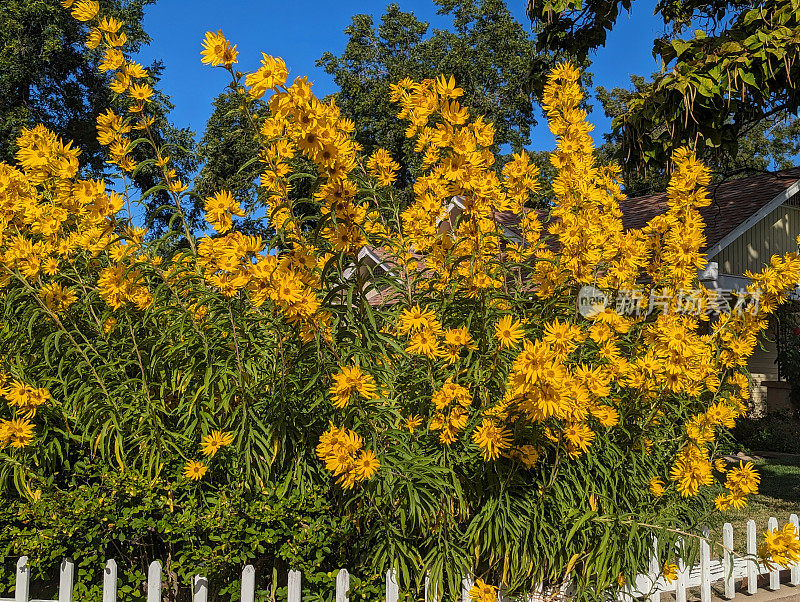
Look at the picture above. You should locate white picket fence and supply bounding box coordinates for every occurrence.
[1,515,798,602]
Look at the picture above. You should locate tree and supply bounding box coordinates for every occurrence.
[317,0,551,195]
[596,75,800,195]
[0,0,196,235]
[527,0,800,176]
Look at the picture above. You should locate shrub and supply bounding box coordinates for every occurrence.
[1,2,800,600]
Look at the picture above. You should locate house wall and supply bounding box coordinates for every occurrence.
[747,335,779,417]
[709,202,800,414]
[713,203,800,274]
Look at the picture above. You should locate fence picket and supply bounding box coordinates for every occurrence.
[722,523,734,599]
[103,560,117,602]
[746,519,758,594]
[460,574,473,602]
[768,517,780,590]
[645,536,660,602]
[287,570,301,602]
[385,570,398,602]
[700,526,711,602]
[11,514,800,602]
[241,565,255,602]
[675,541,688,602]
[791,514,800,586]
[336,569,349,602]
[192,575,208,602]
[15,557,29,602]
[147,561,161,602]
[58,559,73,602]
[424,573,439,602]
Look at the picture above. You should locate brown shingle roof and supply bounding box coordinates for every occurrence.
[619,167,800,251]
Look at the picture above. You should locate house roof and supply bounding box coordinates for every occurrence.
[361,167,800,305]
[619,167,800,254]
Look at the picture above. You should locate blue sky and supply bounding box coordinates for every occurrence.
[134,0,665,152]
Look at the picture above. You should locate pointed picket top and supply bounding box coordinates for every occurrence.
[768,516,780,590]
[336,569,350,602]
[675,540,688,602]
[747,519,758,594]
[58,558,74,602]
[644,536,660,602]
[15,557,29,602]
[192,575,208,602]
[722,522,734,599]
[385,569,399,602]
[460,574,473,602]
[103,560,117,602]
[791,514,800,586]
[424,573,439,602]
[147,561,162,602]
[288,570,301,602]
[241,565,255,602]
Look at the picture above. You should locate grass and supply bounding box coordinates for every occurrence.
[706,456,800,554]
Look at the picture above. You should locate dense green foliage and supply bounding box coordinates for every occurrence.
[0,468,364,601]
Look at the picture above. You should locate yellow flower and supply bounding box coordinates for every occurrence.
[759,523,800,569]
[2,381,50,417]
[669,445,714,497]
[468,579,496,602]
[0,417,35,448]
[406,328,442,359]
[200,30,238,67]
[725,461,760,495]
[329,365,377,408]
[662,563,678,583]
[472,418,512,461]
[494,315,524,349]
[563,422,595,455]
[39,282,77,313]
[204,190,245,233]
[200,430,234,457]
[128,83,154,103]
[71,0,99,21]
[405,414,423,433]
[355,449,380,480]
[184,460,208,481]
[397,305,438,335]
[245,54,289,98]
[649,477,665,497]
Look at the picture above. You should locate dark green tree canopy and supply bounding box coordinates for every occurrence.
[0,0,197,237]
[317,0,549,191]
[527,0,800,176]
[0,0,152,171]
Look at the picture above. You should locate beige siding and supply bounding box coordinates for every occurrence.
[748,334,779,417]
[712,204,800,274]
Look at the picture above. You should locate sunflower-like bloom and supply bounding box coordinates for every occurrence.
[200,30,238,68]
[329,365,377,408]
[200,430,234,457]
[759,523,800,569]
[472,418,512,461]
[0,417,35,448]
[71,0,99,21]
[494,316,524,349]
[468,579,496,602]
[183,460,208,481]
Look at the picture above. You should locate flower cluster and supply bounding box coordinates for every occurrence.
[316,425,380,488]
[759,523,800,569]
